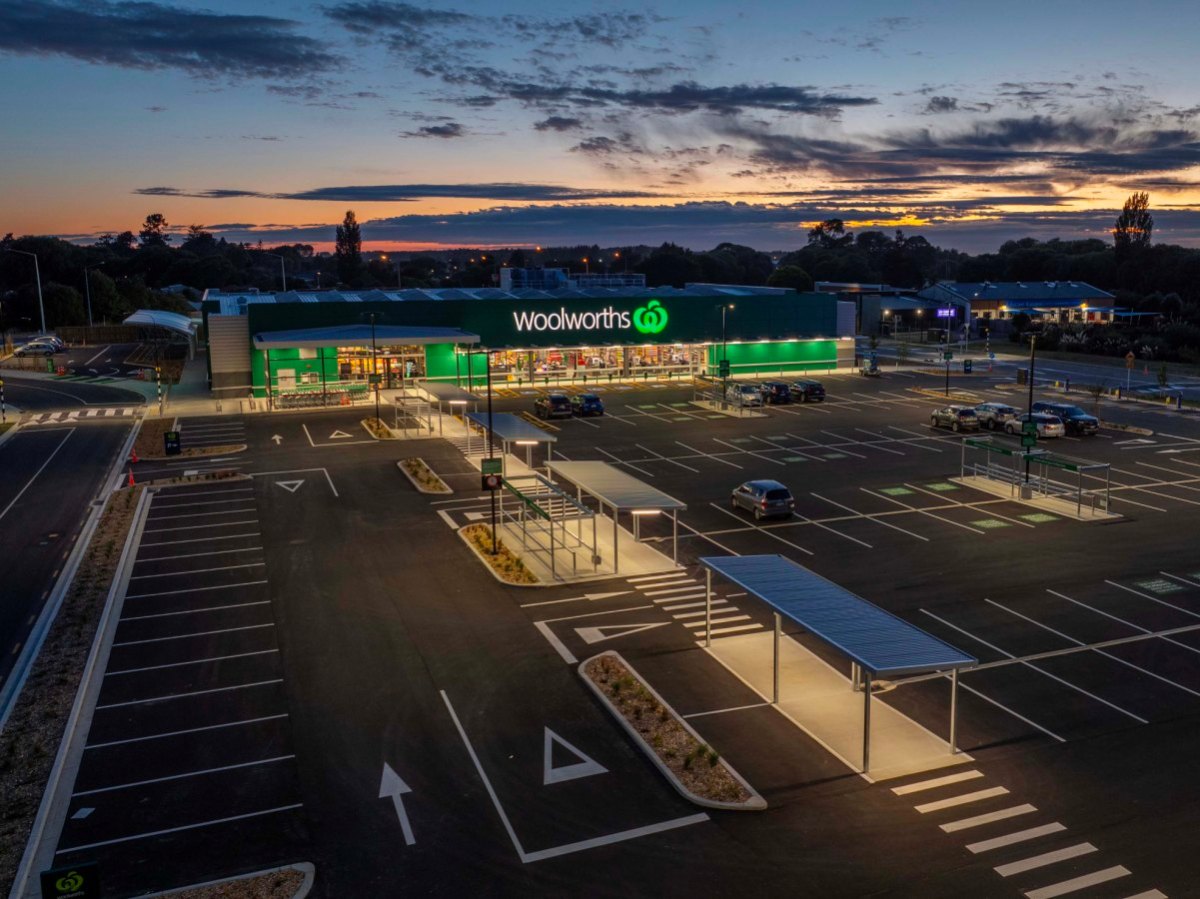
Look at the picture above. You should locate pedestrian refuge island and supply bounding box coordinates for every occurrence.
[546,460,686,573]
[464,412,556,474]
[700,555,978,780]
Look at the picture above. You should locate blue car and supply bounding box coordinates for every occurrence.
[570,393,605,416]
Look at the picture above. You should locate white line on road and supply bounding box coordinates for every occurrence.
[135,547,263,564]
[94,678,283,709]
[141,520,260,534]
[708,503,815,555]
[125,580,268,600]
[1024,867,1130,899]
[139,532,261,548]
[106,648,279,676]
[85,713,288,749]
[74,754,295,797]
[966,822,1066,854]
[0,428,74,523]
[130,562,265,579]
[55,804,304,854]
[121,600,271,622]
[676,441,743,468]
[940,804,1037,832]
[1048,589,1200,659]
[810,493,930,541]
[994,842,1096,877]
[112,622,274,647]
[891,770,983,795]
[914,786,1009,813]
[682,702,771,719]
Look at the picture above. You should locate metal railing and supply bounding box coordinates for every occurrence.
[498,474,597,579]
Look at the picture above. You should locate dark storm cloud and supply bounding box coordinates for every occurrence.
[0,0,340,79]
[400,122,465,138]
[922,96,958,114]
[534,116,584,132]
[133,183,663,202]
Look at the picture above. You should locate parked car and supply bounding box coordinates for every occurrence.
[790,379,826,402]
[35,335,64,349]
[974,402,1019,430]
[1031,401,1099,436]
[730,479,795,520]
[759,381,792,404]
[930,405,980,432]
[859,364,881,377]
[14,342,56,357]
[726,383,764,407]
[534,393,572,419]
[1006,412,1065,438]
[569,393,604,416]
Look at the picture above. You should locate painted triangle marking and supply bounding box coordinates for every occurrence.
[329,429,353,439]
[543,727,607,785]
[574,621,670,645]
[275,479,305,493]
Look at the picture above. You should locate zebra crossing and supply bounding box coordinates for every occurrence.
[626,570,763,641]
[24,406,141,424]
[889,768,1166,898]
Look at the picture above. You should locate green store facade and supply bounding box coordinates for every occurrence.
[200,286,855,402]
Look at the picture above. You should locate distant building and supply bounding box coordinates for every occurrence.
[815,282,926,336]
[918,281,1118,330]
[500,267,646,291]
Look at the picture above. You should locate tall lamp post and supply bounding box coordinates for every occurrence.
[720,303,734,399]
[4,248,45,334]
[83,261,105,329]
[1025,334,1037,483]
[263,253,287,292]
[485,348,498,555]
[364,311,380,422]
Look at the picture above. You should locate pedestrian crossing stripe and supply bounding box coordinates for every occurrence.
[25,407,139,423]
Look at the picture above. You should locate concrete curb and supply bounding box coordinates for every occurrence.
[398,459,452,494]
[579,651,767,812]
[140,861,316,898]
[138,443,248,462]
[10,486,153,898]
[1099,421,1155,436]
[457,525,541,587]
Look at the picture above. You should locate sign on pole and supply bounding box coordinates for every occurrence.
[717,359,730,378]
[943,351,953,361]
[1021,434,1037,448]
[481,457,502,475]
[481,473,502,491]
[1125,351,1136,370]
[163,430,181,456]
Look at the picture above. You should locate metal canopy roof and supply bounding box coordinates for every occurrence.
[422,382,479,404]
[546,460,686,511]
[124,309,198,337]
[700,555,976,677]
[252,324,479,349]
[465,412,557,444]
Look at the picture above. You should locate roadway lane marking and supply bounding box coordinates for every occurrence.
[135,547,263,563]
[139,532,261,547]
[94,678,284,709]
[141,520,260,534]
[966,822,1066,853]
[666,600,728,613]
[130,562,265,579]
[940,804,1037,832]
[994,842,1096,877]
[1162,570,1200,588]
[749,435,827,463]
[1121,891,1168,899]
[891,770,983,795]
[125,580,269,600]
[921,610,1150,725]
[810,493,931,541]
[106,648,279,676]
[595,445,656,477]
[73,754,295,797]
[788,507,872,549]
[1024,867,1130,899]
[249,466,339,496]
[112,622,274,647]
[903,483,1036,529]
[822,428,904,456]
[785,432,866,459]
[86,713,289,749]
[122,600,271,622]
[988,598,1200,699]
[55,804,304,854]
[685,615,750,628]
[652,593,706,603]
[692,624,762,637]
[628,572,690,583]
[440,690,708,864]
[863,489,987,535]
[0,428,74,523]
[83,345,110,366]
[914,786,1009,813]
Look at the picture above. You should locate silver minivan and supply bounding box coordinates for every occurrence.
[726,383,763,407]
[731,479,795,520]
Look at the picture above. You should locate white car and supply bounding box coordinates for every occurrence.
[14,342,56,357]
[726,383,763,407]
[1006,412,1065,438]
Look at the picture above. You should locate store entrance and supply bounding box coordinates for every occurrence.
[485,344,705,383]
[337,344,426,389]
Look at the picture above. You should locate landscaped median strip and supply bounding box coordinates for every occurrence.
[579,651,765,811]
[398,458,452,494]
[459,524,538,585]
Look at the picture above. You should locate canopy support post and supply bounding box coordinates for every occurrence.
[705,569,712,648]
[613,504,619,575]
[950,667,959,754]
[672,510,678,564]
[862,673,872,773]
[773,613,781,704]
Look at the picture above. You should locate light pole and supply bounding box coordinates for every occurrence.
[4,248,45,334]
[366,311,380,422]
[486,349,497,555]
[83,261,105,329]
[263,252,287,292]
[719,303,734,399]
[380,254,402,288]
[1025,334,1037,483]
[582,256,590,275]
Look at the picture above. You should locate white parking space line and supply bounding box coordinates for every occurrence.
[891,770,983,795]
[74,754,295,797]
[994,842,1097,878]
[686,615,750,628]
[940,804,1037,832]
[988,598,1200,699]
[914,786,1009,813]
[112,622,274,647]
[150,488,254,500]
[150,497,256,510]
[147,509,256,523]
[106,648,279,676]
[785,432,867,460]
[596,445,656,478]
[628,572,690,583]
[122,600,271,622]
[1048,589,1200,659]
[55,804,304,854]
[83,345,110,366]
[130,562,265,579]
[1024,867,1130,899]
[652,592,706,604]
[140,532,261,548]
[675,441,743,468]
[864,489,987,535]
[86,713,289,749]
[1162,571,1200,588]
[142,520,260,534]
[966,822,1067,854]
[638,442,701,472]
[135,547,264,563]
[1120,891,1168,899]
[708,504,815,555]
[713,437,785,466]
[921,610,1150,724]
[903,484,1036,529]
[693,623,763,637]
[810,493,931,542]
[666,600,728,612]
[125,580,269,600]
[823,428,905,456]
[750,435,827,463]
[1106,580,1200,620]
[94,678,284,709]
[857,427,941,453]
[789,508,873,548]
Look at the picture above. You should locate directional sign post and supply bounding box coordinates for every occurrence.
[1126,350,1135,393]
[481,457,502,475]
[482,473,502,491]
[163,430,181,456]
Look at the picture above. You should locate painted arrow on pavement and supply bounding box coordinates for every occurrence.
[271,434,283,445]
[521,590,632,608]
[379,763,416,846]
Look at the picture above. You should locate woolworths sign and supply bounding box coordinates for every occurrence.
[512,300,669,336]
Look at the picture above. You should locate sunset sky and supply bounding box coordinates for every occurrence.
[3,0,1200,252]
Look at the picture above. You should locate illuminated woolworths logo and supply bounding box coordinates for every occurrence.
[511,301,669,334]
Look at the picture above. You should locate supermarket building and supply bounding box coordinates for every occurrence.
[200,285,855,402]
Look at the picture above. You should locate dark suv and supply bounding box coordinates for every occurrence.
[759,381,792,404]
[790,379,826,402]
[570,393,604,416]
[534,393,572,419]
[1031,401,1099,436]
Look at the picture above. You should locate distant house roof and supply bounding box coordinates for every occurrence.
[921,281,1115,307]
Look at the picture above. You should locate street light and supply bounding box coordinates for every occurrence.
[4,248,45,333]
[83,261,105,328]
[262,252,287,292]
[719,303,735,400]
[363,311,381,422]
[1025,333,1037,484]
[379,254,402,289]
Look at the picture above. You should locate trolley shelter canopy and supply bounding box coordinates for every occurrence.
[252,324,480,350]
[465,411,557,447]
[422,381,480,406]
[546,460,686,570]
[700,554,975,677]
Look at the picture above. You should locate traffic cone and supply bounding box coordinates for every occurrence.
[130,449,139,464]
[127,470,135,487]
